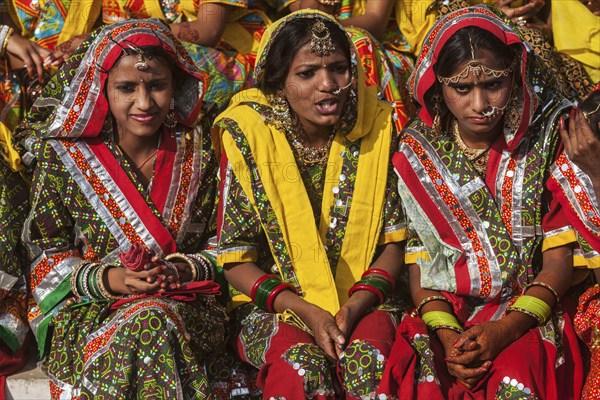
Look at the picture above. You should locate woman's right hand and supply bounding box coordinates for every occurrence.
[5,34,54,82]
[107,265,176,295]
[301,304,346,359]
[438,329,491,389]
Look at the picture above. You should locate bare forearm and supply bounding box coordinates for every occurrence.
[339,14,388,40]
[408,263,454,314]
[170,3,230,47]
[369,242,404,278]
[224,261,323,319]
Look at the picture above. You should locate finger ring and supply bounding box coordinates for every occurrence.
[516,16,527,27]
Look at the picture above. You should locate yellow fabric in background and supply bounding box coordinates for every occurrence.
[57,0,102,45]
[396,0,437,57]
[553,0,600,83]
[0,122,22,172]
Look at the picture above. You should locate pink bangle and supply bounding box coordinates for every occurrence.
[362,268,396,290]
[266,283,297,313]
[348,283,384,305]
[250,274,276,300]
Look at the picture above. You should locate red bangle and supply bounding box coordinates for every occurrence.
[362,268,396,290]
[348,283,384,305]
[266,283,297,313]
[251,274,276,300]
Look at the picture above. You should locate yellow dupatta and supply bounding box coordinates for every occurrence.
[214,10,395,314]
[552,0,600,83]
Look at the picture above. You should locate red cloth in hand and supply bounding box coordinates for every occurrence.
[110,280,221,310]
[118,243,152,272]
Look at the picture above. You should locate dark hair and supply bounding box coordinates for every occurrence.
[111,45,183,88]
[425,26,519,108]
[579,90,600,138]
[257,18,351,95]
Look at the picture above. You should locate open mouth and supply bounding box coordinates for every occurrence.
[315,99,339,115]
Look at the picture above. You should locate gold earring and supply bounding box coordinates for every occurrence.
[431,94,444,136]
[164,98,177,129]
[265,93,294,133]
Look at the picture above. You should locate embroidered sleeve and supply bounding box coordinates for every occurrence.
[179,124,220,257]
[23,141,81,315]
[547,152,600,267]
[404,222,430,265]
[542,186,577,252]
[0,162,29,286]
[0,162,30,352]
[379,133,407,245]
[217,158,262,266]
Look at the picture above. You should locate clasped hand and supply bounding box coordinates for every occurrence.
[110,256,189,296]
[440,320,517,389]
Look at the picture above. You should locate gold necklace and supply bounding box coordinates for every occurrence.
[451,120,490,175]
[287,125,334,166]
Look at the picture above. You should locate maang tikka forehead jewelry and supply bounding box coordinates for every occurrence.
[309,20,336,57]
[437,58,516,85]
[437,35,516,85]
[132,48,149,71]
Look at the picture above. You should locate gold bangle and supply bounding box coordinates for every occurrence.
[432,324,464,334]
[507,305,543,325]
[526,281,560,305]
[97,263,123,300]
[416,295,451,315]
[165,252,196,283]
[70,259,89,296]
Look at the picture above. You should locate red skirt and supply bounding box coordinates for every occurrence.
[235,308,398,399]
[378,301,584,400]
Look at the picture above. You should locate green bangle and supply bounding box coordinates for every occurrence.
[70,260,90,296]
[422,311,463,332]
[509,295,551,325]
[359,276,392,297]
[87,264,103,299]
[254,277,282,312]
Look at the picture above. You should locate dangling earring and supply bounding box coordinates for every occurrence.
[265,92,294,133]
[502,84,522,139]
[164,97,177,130]
[431,94,444,136]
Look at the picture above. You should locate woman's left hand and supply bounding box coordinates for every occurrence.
[446,319,518,368]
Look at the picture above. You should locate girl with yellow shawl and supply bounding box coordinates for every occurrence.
[213,10,407,399]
